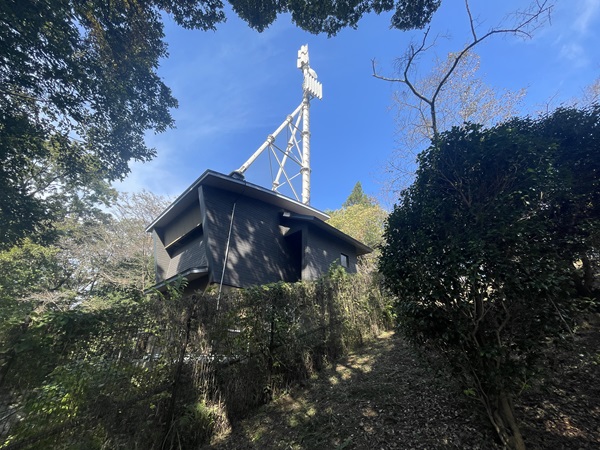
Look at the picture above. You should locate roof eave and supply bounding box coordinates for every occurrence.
[281,212,373,255]
[146,170,330,232]
[143,267,209,294]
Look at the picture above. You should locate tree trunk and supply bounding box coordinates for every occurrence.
[582,254,595,295]
[499,392,526,450]
[574,254,595,297]
[162,301,196,448]
[0,316,32,388]
[487,392,526,450]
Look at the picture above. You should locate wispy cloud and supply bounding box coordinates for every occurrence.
[116,15,301,195]
[559,42,586,67]
[550,0,600,68]
[574,0,600,34]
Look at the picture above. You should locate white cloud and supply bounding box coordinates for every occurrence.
[113,142,185,197]
[574,0,600,34]
[546,0,600,69]
[559,42,587,67]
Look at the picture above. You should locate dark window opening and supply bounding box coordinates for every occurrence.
[285,230,303,282]
[340,253,349,268]
[165,225,203,257]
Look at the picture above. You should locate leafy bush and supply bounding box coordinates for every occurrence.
[379,105,600,449]
[1,270,391,448]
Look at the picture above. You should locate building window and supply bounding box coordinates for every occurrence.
[340,253,349,268]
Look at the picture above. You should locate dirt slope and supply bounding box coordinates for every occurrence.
[207,331,498,449]
[207,320,599,450]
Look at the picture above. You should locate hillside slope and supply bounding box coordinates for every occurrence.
[206,320,599,450]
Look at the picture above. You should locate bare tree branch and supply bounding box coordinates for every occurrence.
[373,0,552,140]
[374,1,549,200]
[465,0,477,41]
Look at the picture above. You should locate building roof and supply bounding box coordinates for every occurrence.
[146,170,329,232]
[281,212,372,256]
[146,169,372,257]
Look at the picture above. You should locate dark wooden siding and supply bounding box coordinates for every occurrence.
[303,227,358,280]
[153,232,208,282]
[163,205,201,247]
[153,230,171,283]
[165,237,207,279]
[201,185,296,288]
[152,180,365,288]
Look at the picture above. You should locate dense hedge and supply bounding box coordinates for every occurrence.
[0,268,392,449]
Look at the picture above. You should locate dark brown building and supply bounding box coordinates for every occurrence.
[146,170,371,294]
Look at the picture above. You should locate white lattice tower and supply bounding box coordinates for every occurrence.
[232,45,322,205]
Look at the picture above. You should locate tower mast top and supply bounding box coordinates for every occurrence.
[233,45,322,205]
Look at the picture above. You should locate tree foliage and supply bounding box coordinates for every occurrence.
[0,190,171,443]
[373,0,550,138]
[328,202,387,251]
[379,104,599,449]
[1,0,179,246]
[0,191,171,331]
[393,51,525,153]
[60,190,172,299]
[372,0,550,194]
[383,51,526,196]
[0,0,444,246]
[580,76,600,107]
[230,0,442,34]
[329,182,387,250]
[342,181,371,208]
[328,182,388,270]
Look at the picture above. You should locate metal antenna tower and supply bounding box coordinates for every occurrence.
[232,45,322,205]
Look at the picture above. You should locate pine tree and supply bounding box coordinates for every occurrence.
[342,182,372,208]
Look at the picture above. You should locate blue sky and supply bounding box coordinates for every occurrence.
[115,0,600,213]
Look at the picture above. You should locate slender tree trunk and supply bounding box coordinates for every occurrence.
[486,391,526,450]
[0,316,32,388]
[0,349,16,389]
[581,254,594,295]
[573,254,595,297]
[499,392,526,450]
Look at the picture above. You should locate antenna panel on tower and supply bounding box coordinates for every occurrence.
[304,76,322,99]
[234,45,322,205]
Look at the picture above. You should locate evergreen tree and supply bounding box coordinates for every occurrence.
[329,182,387,269]
[342,182,372,208]
[379,104,600,449]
